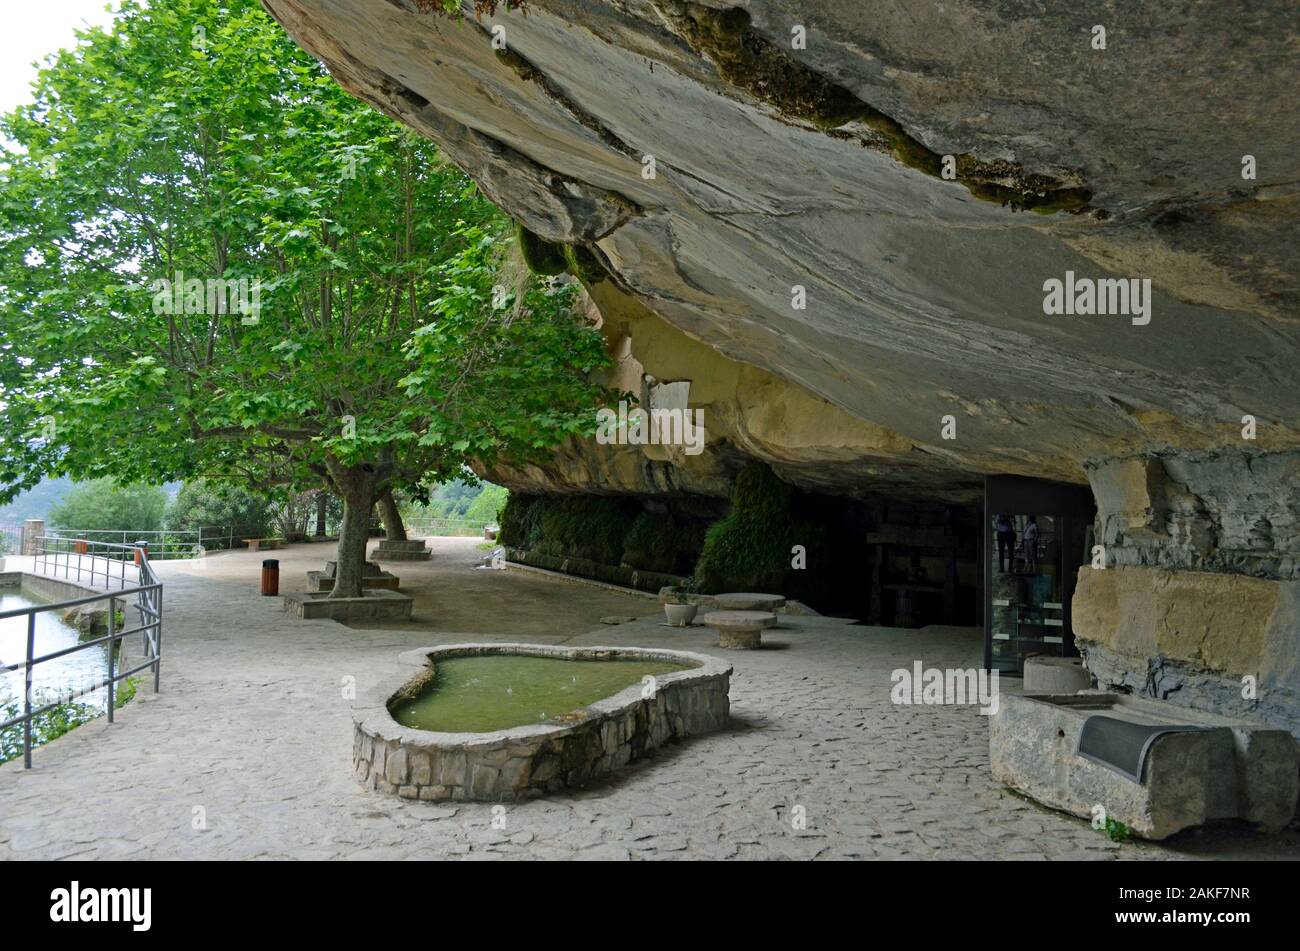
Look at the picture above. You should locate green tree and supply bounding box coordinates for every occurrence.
[465,483,508,524]
[47,479,168,533]
[166,479,271,535]
[0,0,610,596]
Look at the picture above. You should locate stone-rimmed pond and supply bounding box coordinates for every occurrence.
[352,643,731,802]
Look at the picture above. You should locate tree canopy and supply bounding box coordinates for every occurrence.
[0,0,612,594]
[165,479,272,535]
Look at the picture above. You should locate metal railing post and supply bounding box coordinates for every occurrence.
[105,604,115,724]
[23,614,34,769]
[153,587,162,693]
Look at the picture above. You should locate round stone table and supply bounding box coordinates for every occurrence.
[701,610,778,649]
[714,592,787,612]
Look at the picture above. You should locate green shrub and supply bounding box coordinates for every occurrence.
[48,479,168,533]
[694,463,798,594]
[167,479,272,535]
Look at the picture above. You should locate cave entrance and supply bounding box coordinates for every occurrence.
[983,475,1096,675]
[826,491,977,631]
[849,497,982,628]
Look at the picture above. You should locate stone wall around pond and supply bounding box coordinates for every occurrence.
[351,643,732,802]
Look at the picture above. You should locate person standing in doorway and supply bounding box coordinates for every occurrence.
[1023,516,1040,573]
[995,514,1015,573]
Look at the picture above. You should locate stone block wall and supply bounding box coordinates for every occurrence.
[1077,450,1300,737]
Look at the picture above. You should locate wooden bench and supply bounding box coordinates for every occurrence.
[701,610,778,650]
[243,538,284,552]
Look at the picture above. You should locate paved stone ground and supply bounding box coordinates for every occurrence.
[1,538,1296,860]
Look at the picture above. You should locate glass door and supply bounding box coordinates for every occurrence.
[984,478,1094,674]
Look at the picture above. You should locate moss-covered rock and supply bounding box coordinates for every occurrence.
[505,494,641,565]
[654,2,1091,214]
[621,510,706,575]
[563,244,608,285]
[498,492,545,549]
[516,222,569,276]
[656,1,865,130]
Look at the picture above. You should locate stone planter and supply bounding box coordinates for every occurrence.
[282,589,414,622]
[309,560,400,592]
[991,692,1300,839]
[663,602,698,627]
[371,538,432,562]
[1023,656,1091,693]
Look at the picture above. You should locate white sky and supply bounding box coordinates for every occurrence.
[0,2,122,116]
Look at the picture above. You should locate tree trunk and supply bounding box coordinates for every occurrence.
[328,464,381,599]
[314,491,327,537]
[378,489,407,542]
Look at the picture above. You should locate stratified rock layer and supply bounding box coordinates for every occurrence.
[264,1,1300,732]
[262,0,1300,499]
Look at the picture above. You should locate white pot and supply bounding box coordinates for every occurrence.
[664,603,698,627]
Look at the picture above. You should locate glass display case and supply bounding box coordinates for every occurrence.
[984,477,1094,675]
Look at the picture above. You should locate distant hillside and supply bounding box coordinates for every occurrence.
[0,478,74,523]
[0,478,180,524]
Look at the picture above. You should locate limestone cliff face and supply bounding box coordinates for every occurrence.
[263,0,1299,503]
[480,282,962,501]
[264,1,1300,728]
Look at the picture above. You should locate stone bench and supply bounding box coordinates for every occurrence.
[243,537,283,552]
[701,610,777,650]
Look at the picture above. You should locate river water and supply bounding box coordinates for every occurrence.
[0,586,111,713]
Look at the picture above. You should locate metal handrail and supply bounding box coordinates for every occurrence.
[42,524,272,558]
[403,516,491,537]
[2,538,163,768]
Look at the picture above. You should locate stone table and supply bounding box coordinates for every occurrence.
[701,610,778,650]
[714,593,787,612]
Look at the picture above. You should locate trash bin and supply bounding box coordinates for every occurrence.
[261,559,280,596]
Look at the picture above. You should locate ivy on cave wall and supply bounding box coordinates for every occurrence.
[498,462,862,611]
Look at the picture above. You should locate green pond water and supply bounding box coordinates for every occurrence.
[391,655,691,734]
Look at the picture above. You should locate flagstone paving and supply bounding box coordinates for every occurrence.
[1,538,1296,860]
